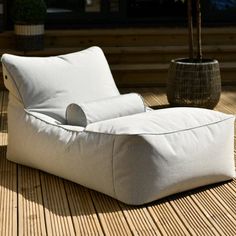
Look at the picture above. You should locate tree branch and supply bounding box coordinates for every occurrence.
[196,0,202,60]
[188,0,194,60]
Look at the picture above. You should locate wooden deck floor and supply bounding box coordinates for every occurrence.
[0,87,236,236]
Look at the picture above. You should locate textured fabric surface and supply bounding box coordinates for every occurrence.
[6,96,235,205]
[85,107,232,134]
[2,47,235,205]
[2,47,119,123]
[66,93,145,127]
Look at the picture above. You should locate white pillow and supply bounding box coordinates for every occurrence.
[66,93,145,126]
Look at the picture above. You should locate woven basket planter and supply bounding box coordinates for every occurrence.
[167,58,221,109]
[14,24,44,51]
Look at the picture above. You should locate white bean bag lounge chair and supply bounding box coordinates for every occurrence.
[2,47,235,205]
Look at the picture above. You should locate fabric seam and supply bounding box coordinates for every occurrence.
[84,116,235,136]
[25,110,84,133]
[25,109,235,136]
[111,137,117,199]
[2,63,26,108]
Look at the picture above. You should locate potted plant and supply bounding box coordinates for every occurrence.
[167,0,221,109]
[12,0,47,51]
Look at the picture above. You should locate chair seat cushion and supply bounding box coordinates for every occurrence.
[86,107,231,134]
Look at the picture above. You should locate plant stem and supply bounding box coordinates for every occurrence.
[196,0,202,61]
[188,0,194,60]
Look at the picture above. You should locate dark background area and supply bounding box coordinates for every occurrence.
[4,0,236,29]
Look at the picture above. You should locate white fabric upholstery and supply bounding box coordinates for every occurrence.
[2,47,235,205]
[66,93,145,126]
[2,46,119,123]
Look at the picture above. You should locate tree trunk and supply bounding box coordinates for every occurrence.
[187,0,194,60]
[196,0,202,60]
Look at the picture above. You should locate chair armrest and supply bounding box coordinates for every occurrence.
[25,110,84,132]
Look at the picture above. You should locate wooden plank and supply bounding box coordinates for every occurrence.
[119,203,162,235]
[0,91,17,236]
[219,91,236,112]
[42,28,236,47]
[90,190,132,235]
[169,194,221,236]
[113,69,167,87]
[18,166,47,236]
[0,146,17,236]
[0,91,8,146]
[209,183,236,220]
[229,180,236,195]
[1,67,236,92]
[44,32,187,48]
[1,27,236,50]
[40,173,76,236]
[0,91,5,145]
[137,87,168,107]
[190,189,236,235]
[148,201,191,236]
[2,45,236,63]
[64,181,104,235]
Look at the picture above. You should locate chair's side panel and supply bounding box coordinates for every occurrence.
[6,93,26,162]
[6,100,116,199]
[2,65,23,104]
[113,118,235,205]
[3,64,27,167]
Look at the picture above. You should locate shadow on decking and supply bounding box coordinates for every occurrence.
[0,143,233,218]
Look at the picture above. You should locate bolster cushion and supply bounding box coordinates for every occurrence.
[66,93,145,126]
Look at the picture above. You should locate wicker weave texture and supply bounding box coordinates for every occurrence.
[167,59,221,109]
[15,34,44,51]
[15,24,44,51]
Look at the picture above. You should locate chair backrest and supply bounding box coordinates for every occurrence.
[2,47,120,122]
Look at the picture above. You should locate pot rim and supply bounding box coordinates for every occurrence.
[171,58,218,65]
[14,23,44,26]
